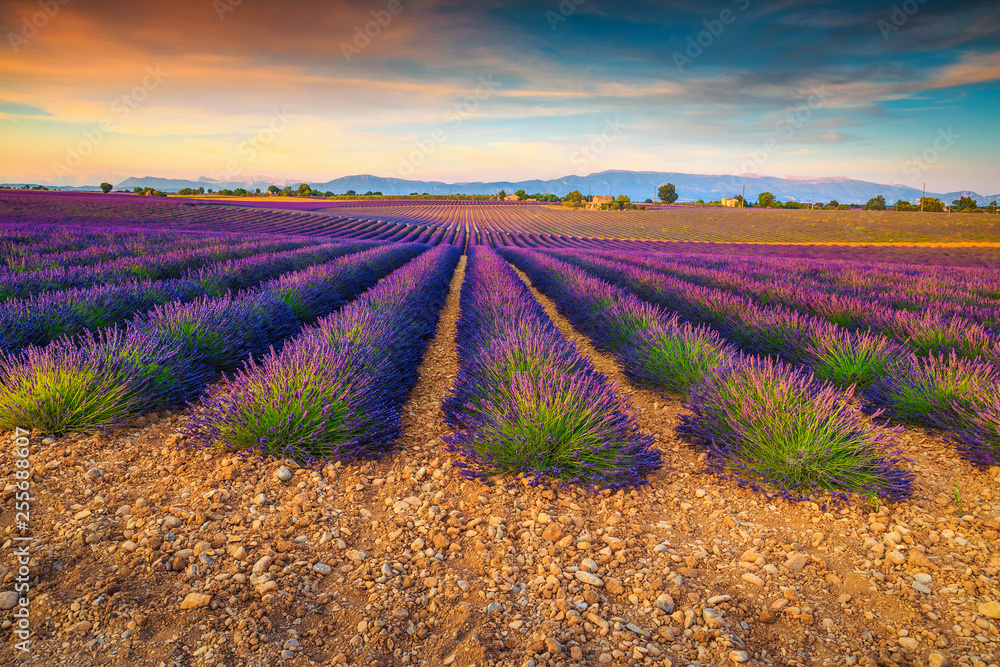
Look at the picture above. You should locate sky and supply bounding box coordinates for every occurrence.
[1,0,998,192]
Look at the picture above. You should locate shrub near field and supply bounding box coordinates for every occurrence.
[543,248,1000,472]
[545,249,903,391]
[578,248,1000,361]
[496,247,915,500]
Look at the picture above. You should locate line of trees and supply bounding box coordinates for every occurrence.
[737,191,997,213]
[876,194,996,213]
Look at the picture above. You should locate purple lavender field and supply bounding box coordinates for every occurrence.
[3,187,1000,667]
[2,191,999,496]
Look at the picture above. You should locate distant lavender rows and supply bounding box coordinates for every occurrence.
[2,233,271,274]
[0,224,254,266]
[0,242,382,355]
[575,248,1000,350]
[0,238,322,301]
[0,192,471,246]
[5,192,1000,269]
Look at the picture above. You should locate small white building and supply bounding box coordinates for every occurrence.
[587,195,614,210]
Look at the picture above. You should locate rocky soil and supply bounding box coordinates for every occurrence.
[2,258,999,667]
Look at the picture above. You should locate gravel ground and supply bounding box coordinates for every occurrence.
[1,256,999,667]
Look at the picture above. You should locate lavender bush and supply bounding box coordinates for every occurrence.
[0,329,206,435]
[1,279,205,354]
[864,352,998,429]
[444,246,660,490]
[678,355,912,502]
[864,353,1000,466]
[804,326,903,388]
[952,394,1000,469]
[135,293,296,374]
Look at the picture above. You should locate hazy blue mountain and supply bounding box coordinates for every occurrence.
[111,171,996,205]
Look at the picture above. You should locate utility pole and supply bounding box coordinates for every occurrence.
[920,183,926,212]
[741,185,746,208]
[812,193,815,210]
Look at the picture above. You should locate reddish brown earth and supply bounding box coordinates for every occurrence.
[1,256,999,667]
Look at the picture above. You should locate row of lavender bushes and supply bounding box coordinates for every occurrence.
[636,249,1000,315]
[0,222,260,259]
[549,250,999,471]
[2,231,252,274]
[502,248,912,501]
[443,246,661,491]
[547,250,902,390]
[184,245,459,463]
[498,247,730,396]
[0,244,427,436]
[0,242,375,355]
[583,248,1000,360]
[0,238,316,302]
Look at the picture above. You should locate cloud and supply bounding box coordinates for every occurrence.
[0,100,51,117]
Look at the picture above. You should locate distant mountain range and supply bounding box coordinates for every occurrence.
[7,171,999,206]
